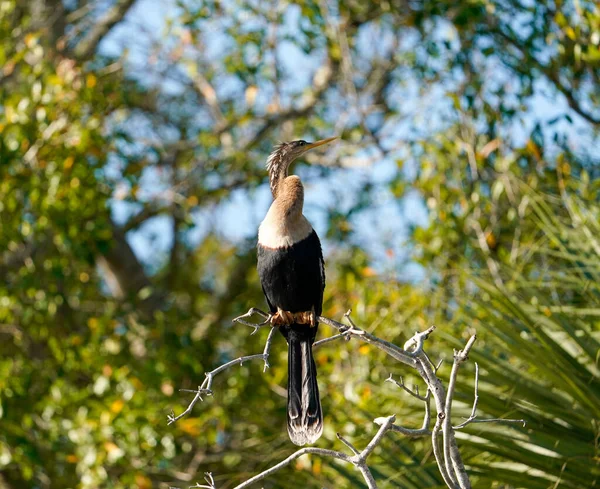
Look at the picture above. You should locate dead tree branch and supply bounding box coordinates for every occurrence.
[453,362,526,430]
[229,415,396,489]
[167,326,277,425]
[170,307,526,488]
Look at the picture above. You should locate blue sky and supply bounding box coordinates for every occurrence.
[100,0,424,276]
[99,0,595,282]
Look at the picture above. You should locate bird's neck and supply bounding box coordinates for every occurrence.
[273,175,304,221]
[259,176,312,248]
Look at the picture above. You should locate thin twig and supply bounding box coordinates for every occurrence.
[313,332,348,348]
[336,433,360,456]
[361,415,396,460]
[231,447,352,489]
[190,472,216,489]
[435,358,444,373]
[230,416,396,489]
[167,327,277,425]
[386,373,428,401]
[386,374,432,436]
[231,307,272,333]
[453,363,525,429]
[175,308,526,489]
[455,417,527,428]
[454,363,480,429]
[443,336,477,489]
[317,315,417,366]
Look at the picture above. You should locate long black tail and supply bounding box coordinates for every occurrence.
[287,327,323,446]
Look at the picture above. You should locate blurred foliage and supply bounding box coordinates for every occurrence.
[0,0,599,488]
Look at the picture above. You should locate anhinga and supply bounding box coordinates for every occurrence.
[257,137,336,446]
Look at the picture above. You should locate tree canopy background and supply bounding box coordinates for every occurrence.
[1,0,599,488]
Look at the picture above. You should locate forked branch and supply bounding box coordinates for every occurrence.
[167,326,277,425]
[170,307,525,489]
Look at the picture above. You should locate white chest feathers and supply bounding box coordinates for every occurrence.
[258,207,313,249]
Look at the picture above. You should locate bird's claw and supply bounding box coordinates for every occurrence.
[270,308,317,327]
[303,310,318,327]
[270,309,295,326]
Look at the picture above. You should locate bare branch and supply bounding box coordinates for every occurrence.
[222,415,397,489]
[361,415,396,460]
[432,414,456,489]
[317,314,418,366]
[386,373,428,401]
[173,308,526,489]
[231,307,272,333]
[232,447,351,489]
[454,363,526,429]
[189,473,216,489]
[229,307,418,367]
[454,362,480,430]
[336,433,360,456]
[313,332,348,348]
[443,336,477,488]
[167,326,277,425]
[385,374,432,437]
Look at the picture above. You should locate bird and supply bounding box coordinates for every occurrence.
[257,137,336,446]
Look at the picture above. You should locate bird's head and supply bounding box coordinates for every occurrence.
[266,137,337,197]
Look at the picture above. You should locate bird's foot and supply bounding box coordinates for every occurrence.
[307,307,317,327]
[270,308,295,326]
[270,309,317,327]
[294,309,317,327]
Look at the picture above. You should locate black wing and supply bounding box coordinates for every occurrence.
[257,230,324,316]
[313,233,325,318]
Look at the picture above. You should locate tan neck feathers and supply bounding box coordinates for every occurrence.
[274,175,304,218]
[258,176,312,248]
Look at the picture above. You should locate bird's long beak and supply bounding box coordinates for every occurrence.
[305,137,337,151]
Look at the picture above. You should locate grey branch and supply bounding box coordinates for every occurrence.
[443,335,477,488]
[189,473,216,489]
[454,362,480,429]
[386,374,432,437]
[386,373,428,401]
[175,307,527,489]
[336,432,361,456]
[231,307,273,333]
[454,362,526,430]
[231,415,396,489]
[167,326,277,425]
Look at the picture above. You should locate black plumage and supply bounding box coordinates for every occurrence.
[258,232,325,445]
[257,231,324,316]
[256,138,335,445]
